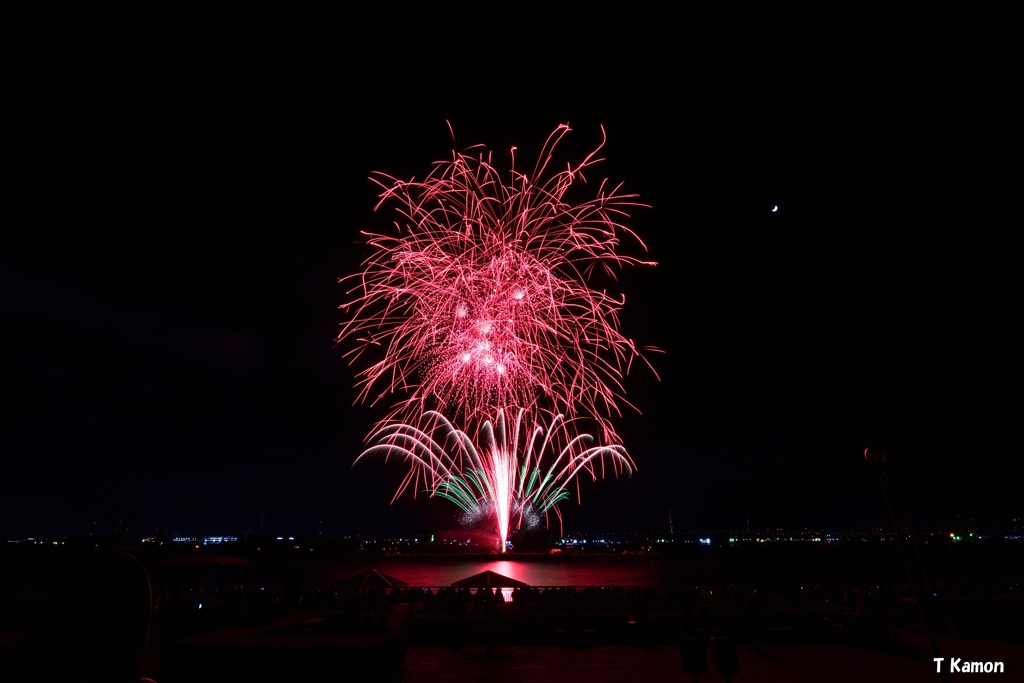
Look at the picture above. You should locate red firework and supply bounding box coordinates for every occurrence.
[338,124,658,439]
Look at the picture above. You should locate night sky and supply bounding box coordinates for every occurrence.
[5,7,1021,540]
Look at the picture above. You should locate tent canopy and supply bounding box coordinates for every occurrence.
[452,569,529,589]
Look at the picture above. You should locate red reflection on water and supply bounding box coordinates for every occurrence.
[335,557,666,588]
[482,560,527,583]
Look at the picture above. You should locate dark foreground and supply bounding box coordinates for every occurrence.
[137,590,1022,682]
[138,610,1024,683]
[398,638,1023,683]
[1,544,1022,681]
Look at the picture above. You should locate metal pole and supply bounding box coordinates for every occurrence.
[864,448,947,683]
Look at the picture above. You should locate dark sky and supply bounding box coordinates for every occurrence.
[4,6,1021,539]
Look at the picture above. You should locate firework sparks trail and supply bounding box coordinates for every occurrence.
[338,124,659,440]
[356,409,635,550]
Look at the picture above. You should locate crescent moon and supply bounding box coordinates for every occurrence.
[771,205,778,212]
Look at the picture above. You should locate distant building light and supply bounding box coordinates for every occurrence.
[203,536,238,545]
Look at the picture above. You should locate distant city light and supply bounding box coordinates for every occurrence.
[172,536,238,545]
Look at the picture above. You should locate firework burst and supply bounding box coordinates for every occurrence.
[356,408,635,550]
[338,124,658,439]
